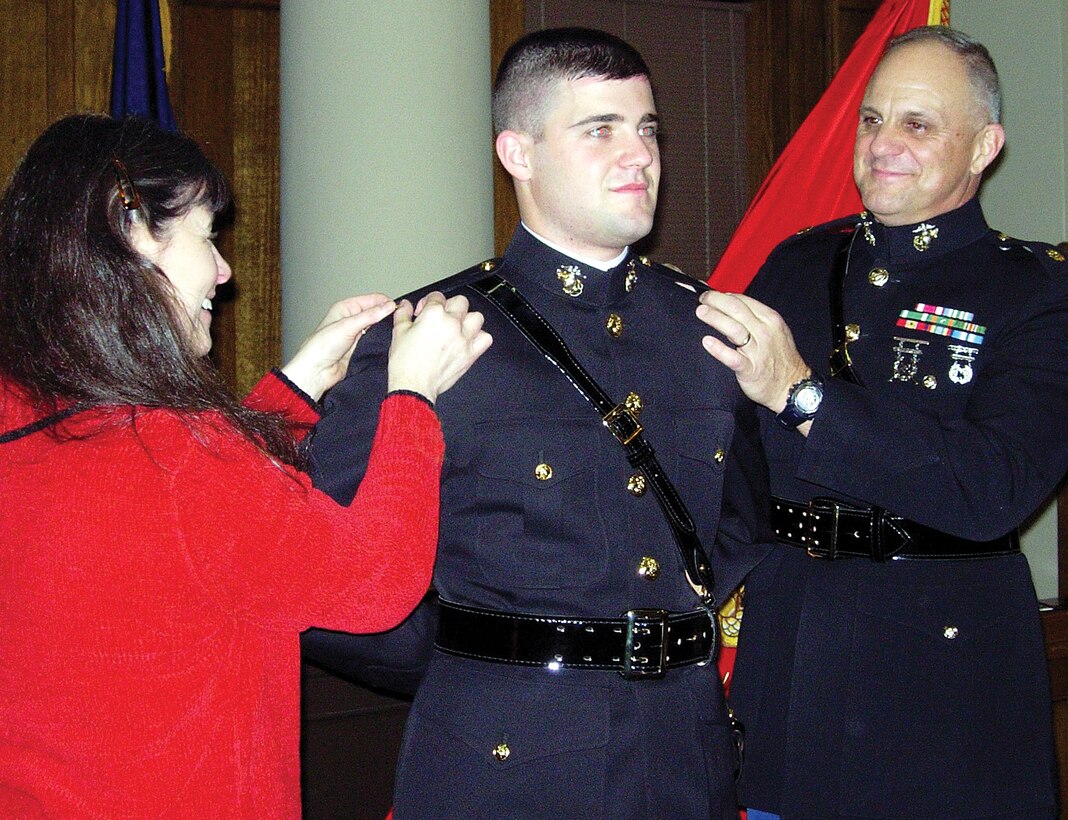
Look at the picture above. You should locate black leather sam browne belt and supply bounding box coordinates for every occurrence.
[436,600,715,679]
[772,496,1020,560]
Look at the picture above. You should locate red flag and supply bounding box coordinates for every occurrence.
[708,0,950,292]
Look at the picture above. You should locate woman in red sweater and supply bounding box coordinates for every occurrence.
[0,114,490,817]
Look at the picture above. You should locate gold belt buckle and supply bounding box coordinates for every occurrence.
[603,403,643,445]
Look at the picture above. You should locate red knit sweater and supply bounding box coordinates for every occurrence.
[0,372,443,818]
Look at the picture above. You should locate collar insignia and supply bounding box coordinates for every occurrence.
[556,265,585,297]
[625,259,639,293]
[860,211,875,245]
[912,223,939,252]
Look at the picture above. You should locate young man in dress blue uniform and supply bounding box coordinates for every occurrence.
[303,28,771,818]
[699,26,1068,820]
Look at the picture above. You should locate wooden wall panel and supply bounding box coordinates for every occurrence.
[45,0,76,117]
[1041,609,1068,819]
[229,7,280,393]
[169,0,279,395]
[745,0,876,202]
[73,0,113,112]
[0,2,50,184]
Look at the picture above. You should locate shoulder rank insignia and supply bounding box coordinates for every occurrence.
[1048,248,1066,263]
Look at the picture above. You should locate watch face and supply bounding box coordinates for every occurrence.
[793,383,823,415]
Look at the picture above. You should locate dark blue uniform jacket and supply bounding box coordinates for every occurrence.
[732,197,1068,819]
[303,226,772,819]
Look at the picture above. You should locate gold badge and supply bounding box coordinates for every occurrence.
[556,265,585,297]
[868,268,889,287]
[627,473,647,496]
[912,223,939,252]
[605,313,623,338]
[637,556,659,579]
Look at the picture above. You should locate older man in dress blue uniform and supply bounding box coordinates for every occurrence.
[699,26,1068,820]
[303,28,771,819]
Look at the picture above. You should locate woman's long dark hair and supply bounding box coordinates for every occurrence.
[0,114,300,466]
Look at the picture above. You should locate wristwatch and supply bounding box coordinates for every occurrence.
[775,375,824,429]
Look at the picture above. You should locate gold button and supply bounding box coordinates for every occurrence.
[868,268,889,287]
[943,626,959,640]
[492,742,510,761]
[480,259,496,271]
[638,556,660,579]
[606,313,623,338]
[534,463,553,481]
[624,391,642,416]
[923,374,937,390]
[627,473,647,496]
[845,323,861,342]
[713,447,726,464]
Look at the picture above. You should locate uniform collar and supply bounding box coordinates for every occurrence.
[502,225,632,306]
[858,196,989,266]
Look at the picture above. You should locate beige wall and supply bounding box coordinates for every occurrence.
[955,0,1068,599]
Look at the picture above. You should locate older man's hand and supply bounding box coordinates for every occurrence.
[696,290,812,415]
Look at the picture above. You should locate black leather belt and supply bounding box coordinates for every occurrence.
[771,496,1020,560]
[435,600,715,679]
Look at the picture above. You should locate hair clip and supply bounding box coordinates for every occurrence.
[112,158,142,211]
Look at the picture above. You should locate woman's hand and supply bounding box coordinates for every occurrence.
[281,294,397,401]
[387,292,492,404]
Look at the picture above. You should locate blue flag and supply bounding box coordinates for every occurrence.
[110,0,177,130]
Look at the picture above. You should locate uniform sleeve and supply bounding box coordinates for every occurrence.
[711,395,776,601]
[795,272,1068,541]
[165,386,444,635]
[300,322,439,692]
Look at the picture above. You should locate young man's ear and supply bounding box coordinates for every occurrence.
[496,130,533,182]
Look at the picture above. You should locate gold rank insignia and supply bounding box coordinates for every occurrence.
[556,264,585,296]
[1048,248,1065,262]
[912,222,939,252]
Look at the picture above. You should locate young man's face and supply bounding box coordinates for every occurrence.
[520,75,660,261]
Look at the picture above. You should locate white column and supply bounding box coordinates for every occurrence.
[280,0,494,358]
